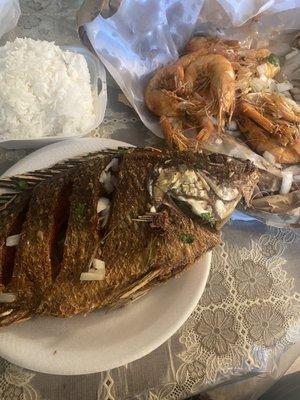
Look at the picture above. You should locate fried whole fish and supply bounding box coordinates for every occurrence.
[0,148,258,327]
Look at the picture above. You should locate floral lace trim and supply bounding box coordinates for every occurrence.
[147,228,300,400]
[0,359,42,400]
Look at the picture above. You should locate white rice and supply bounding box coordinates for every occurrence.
[280,171,293,195]
[0,38,95,139]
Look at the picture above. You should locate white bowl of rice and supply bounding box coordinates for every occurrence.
[0,37,107,149]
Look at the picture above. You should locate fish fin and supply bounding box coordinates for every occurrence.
[106,268,162,310]
[0,307,31,328]
[0,147,161,212]
[0,148,132,211]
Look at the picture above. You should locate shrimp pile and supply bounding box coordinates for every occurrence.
[145,36,300,165]
[237,93,300,164]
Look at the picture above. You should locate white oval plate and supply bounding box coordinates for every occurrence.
[0,138,211,375]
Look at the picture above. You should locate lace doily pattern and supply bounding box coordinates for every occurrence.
[0,359,42,400]
[144,227,300,400]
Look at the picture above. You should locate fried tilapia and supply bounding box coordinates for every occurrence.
[0,148,258,327]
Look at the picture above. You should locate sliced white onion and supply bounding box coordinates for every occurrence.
[250,77,268,92]
[80,259,106,281]
[251,77,276,93]
[101,210,110,227]
[0,309,13,317]
[269,80,277,92]
[6,234,20,247]
[276,82,293,92]
[99,158,119,193]
[280,171,293,195]
[281,96,300,113]
[105,158,119,172]
[80,270,105,281]
[92,258,105,271]
[99,170,115,193]
[98,199,111,227]
[226,120,237,131]
[97,197,110,214]
[257,64,268,77]
[0,293,16,303]
[263,151,276,165]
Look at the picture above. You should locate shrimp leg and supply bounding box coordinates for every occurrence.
[237,118,300,164]
[184,54,235,132]
[160,116,190,151]
[145,64,185,117]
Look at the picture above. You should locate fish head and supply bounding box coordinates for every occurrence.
[149,152,257,229]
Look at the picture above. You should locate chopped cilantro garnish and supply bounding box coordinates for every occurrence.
[180,233,195,244]
[74,202,86,220]
[16,180,29,190]
[267,53,280,67]
[200,212,215,227]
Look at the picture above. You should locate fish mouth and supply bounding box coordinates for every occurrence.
[149,163,241,228]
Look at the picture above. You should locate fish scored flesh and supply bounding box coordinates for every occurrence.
[0,148,258,327]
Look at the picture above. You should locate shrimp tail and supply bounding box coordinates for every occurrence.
[160,116,190,151]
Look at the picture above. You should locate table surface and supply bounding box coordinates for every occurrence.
[0,2,300,400]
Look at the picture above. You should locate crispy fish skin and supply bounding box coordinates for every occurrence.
[57,159,107,282]
[0,148,258,326]
[10,178,68,309]
[0,196,29,287]
[0,155,113,324]
[38,150,221,317]
[37,149,258,318]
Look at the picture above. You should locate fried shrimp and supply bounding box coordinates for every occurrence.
[145,64,185,117]
[144,35,294,164]
[160,116,190,151]
[184,37,241,62]
[183,105,216,141]
[237,118,300,164]
[184,37,270,66]
[259,93,300,123]
[184,54,235,131]
[238,101,299,150]
[238,100,277,134]
[238,48,271,61]
[195,115,215,141]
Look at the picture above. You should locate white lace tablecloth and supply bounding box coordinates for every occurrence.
[0,2,300,400]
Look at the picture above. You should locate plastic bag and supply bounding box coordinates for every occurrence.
[83,0,204,136]
[82,0,300,136]
[0,0,20,40]
[80,0,300,227]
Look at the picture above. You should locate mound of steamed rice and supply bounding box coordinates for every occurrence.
[0,38,95,140]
